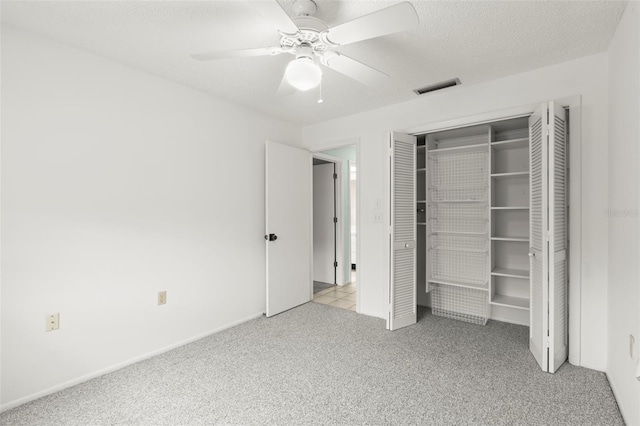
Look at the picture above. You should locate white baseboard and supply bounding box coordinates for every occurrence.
[606,372,636,426]
[0,311,264,413]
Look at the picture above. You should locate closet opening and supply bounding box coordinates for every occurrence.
[418,116,537,326]
[311,145,358,312]
[390,102,573,373]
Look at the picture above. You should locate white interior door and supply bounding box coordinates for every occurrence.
[388,132,417,331]
[313,162,336,284]
[265,141,312,317]
[529,102,568,372]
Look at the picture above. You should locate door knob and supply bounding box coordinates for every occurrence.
[265,234,278,242]
[528,252,535,258]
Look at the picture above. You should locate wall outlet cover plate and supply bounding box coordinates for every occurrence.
[46,313,60,332]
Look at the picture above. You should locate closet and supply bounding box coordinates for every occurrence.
[398,101,568,373]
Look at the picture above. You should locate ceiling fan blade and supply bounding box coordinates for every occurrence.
[191,46,284,61]
[247,0,299,35]
[322,51,389,87]
[324,2,419,46]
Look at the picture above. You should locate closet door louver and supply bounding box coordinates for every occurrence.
[388,132,417,331]
[529,107,547,370]
[529,102,568,373]
[548,102,568,373]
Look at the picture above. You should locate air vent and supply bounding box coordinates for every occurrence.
[413,78,461,95]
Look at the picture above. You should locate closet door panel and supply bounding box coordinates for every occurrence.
[528,101,569,373]
[548,102,568,372]
[529,105,548,371]
[388,132,417,331]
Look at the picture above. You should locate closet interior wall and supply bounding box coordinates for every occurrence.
[416,117,532,326]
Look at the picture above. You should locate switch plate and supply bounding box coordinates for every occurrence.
[375,199,382,210]
[46,313,59,332]
[158,291,167,305]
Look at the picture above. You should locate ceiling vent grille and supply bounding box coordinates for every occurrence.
[413,78,461,95]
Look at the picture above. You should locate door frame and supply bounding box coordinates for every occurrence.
[347,159,357,270]
[310,140,361,312]
[398,96,582,365]
[312,152,345,286]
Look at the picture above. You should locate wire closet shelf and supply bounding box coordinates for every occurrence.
[427,146,490,324]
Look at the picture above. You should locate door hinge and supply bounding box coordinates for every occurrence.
[545,110,550,137]
[334,261,338,268]
[333,173,338,180]
[333,217,338,223]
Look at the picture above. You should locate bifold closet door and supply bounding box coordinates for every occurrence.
[529,102,568,373]
[388,132,417,331]
[548,102,568,372]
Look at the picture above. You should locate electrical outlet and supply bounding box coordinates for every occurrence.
[374,212,384,223]
[158,291,167,305]
[46,313,59,332]
[631,334,635,359]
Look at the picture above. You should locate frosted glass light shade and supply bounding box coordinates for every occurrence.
[285,58,322,91]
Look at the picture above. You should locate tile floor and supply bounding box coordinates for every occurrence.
[312,282,357,311]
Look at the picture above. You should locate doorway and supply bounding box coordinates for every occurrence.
[311,145,358,311]
[312,158,338,291]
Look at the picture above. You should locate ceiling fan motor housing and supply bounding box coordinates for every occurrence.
[280,16,331,59]
[295,45,315,61]
[292,0,317,17]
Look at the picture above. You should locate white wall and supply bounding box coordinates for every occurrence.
[0,26,301,409]
[302,53,610,370]
[606,3,640,425]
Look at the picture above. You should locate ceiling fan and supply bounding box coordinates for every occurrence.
[191,0,419,95]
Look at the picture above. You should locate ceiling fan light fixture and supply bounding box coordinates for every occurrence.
[285,57,322,91]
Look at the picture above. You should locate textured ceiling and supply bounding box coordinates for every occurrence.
[1,0,627,126]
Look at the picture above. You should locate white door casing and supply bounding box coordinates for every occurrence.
[388,132,417,331]
[349,160,357,270]
[265,141,312,317]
